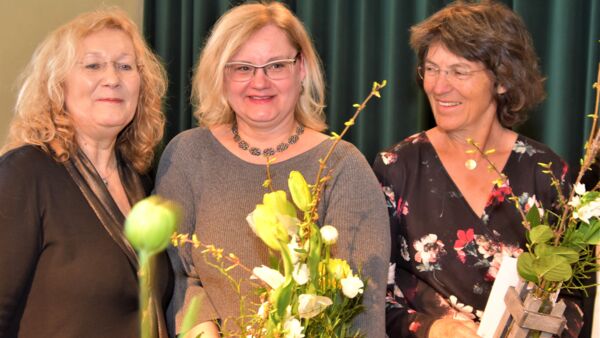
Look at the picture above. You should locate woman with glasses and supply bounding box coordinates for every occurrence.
[155,2,389,337]
[0,8,171,338]
[373,2,582,338]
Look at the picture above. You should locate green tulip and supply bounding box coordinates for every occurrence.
[247,204,290,250]
[125,195,180,256]
[263,190,297,218]
[288,171,312,212]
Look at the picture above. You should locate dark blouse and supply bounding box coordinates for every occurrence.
[373,132,581,338]
[0,145,171,338]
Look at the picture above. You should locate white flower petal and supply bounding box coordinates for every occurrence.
[574,182,586,196]
[298,294,332,319]
[341,275,364,299]
[292,263,309,285]
[251,265,285,289]
[320,225,339,245]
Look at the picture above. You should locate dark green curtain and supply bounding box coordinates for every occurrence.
[144,0,600,169]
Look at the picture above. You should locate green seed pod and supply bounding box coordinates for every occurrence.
[125,195,180,256]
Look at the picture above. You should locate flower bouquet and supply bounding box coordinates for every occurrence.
[166,80,387,338]
[476,65,600,337]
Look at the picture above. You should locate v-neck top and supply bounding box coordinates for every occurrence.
[373,131,571,337]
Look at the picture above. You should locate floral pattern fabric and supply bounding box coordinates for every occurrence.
[372,132,578,338]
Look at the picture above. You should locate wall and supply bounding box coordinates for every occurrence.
[0,0,143,145]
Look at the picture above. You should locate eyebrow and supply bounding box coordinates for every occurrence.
[227,55,295,65]
[423,60,475,69]
[81,52,135,60]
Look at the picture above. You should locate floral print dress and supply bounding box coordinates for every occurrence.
[372,132,580,338]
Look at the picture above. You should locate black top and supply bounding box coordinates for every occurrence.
[373,132,582,338]
[0,145,171,338]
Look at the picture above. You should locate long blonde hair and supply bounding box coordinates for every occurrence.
[2,8,167,173]
[192,1,327,131]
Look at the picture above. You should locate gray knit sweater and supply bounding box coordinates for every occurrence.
[155,127,390,337]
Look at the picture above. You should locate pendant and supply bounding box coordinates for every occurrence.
[465,159,477,170]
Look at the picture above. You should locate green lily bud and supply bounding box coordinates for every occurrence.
[125,195,180,256]
[288,171,312,212]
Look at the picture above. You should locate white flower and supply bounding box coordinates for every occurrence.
[574,200,600,224]
[283,317,305,338]
[298,294,332,319]
[341,275,364,298]
[320,225,339,245]
[568,195,582,208]
[292,263,309,285]
[251,265,285,289]
[574,182,587,196]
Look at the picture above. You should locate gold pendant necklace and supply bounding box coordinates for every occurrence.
[465,158,478,170]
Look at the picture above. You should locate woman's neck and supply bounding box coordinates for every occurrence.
[76,134,118,176]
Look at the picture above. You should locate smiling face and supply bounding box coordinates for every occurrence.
[224,24,305,129]
[64,28,140,141]
[423,42,502,134]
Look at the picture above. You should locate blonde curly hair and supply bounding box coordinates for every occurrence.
[1,8,167,173]
[192,1,327,131]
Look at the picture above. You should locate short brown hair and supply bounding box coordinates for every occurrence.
[192,1,327,131]
[410,0,545,127]
[2,8,167,173]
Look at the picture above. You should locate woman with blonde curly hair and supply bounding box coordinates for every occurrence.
[0,8,171,338]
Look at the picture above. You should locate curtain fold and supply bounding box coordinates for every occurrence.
[144,0,600,168]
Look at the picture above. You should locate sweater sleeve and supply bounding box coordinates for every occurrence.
[320,144,391,338]
[154,139,219,335]
[0,149,43,335]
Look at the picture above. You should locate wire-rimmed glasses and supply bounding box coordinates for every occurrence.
[225,53,301,82]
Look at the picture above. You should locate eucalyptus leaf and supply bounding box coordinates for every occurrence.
[533,255,572,282]
[529,224,554,245]
[534,243,579,264]
[517,253,538,284]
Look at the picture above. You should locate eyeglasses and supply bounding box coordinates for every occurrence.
[225,53,300,82]
[418,64,487,82]
[77,59,140,77]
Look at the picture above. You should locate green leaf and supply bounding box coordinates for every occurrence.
[534,243,580,264]
[581,191,600,204]
[561,226,586,250]
[271,278,293,323]
[525,205,542,228]
[528,225,554,245]
[307,223,322,291]
[579,218,600,244]
[533,255,572,282]
[517,253,538,284]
